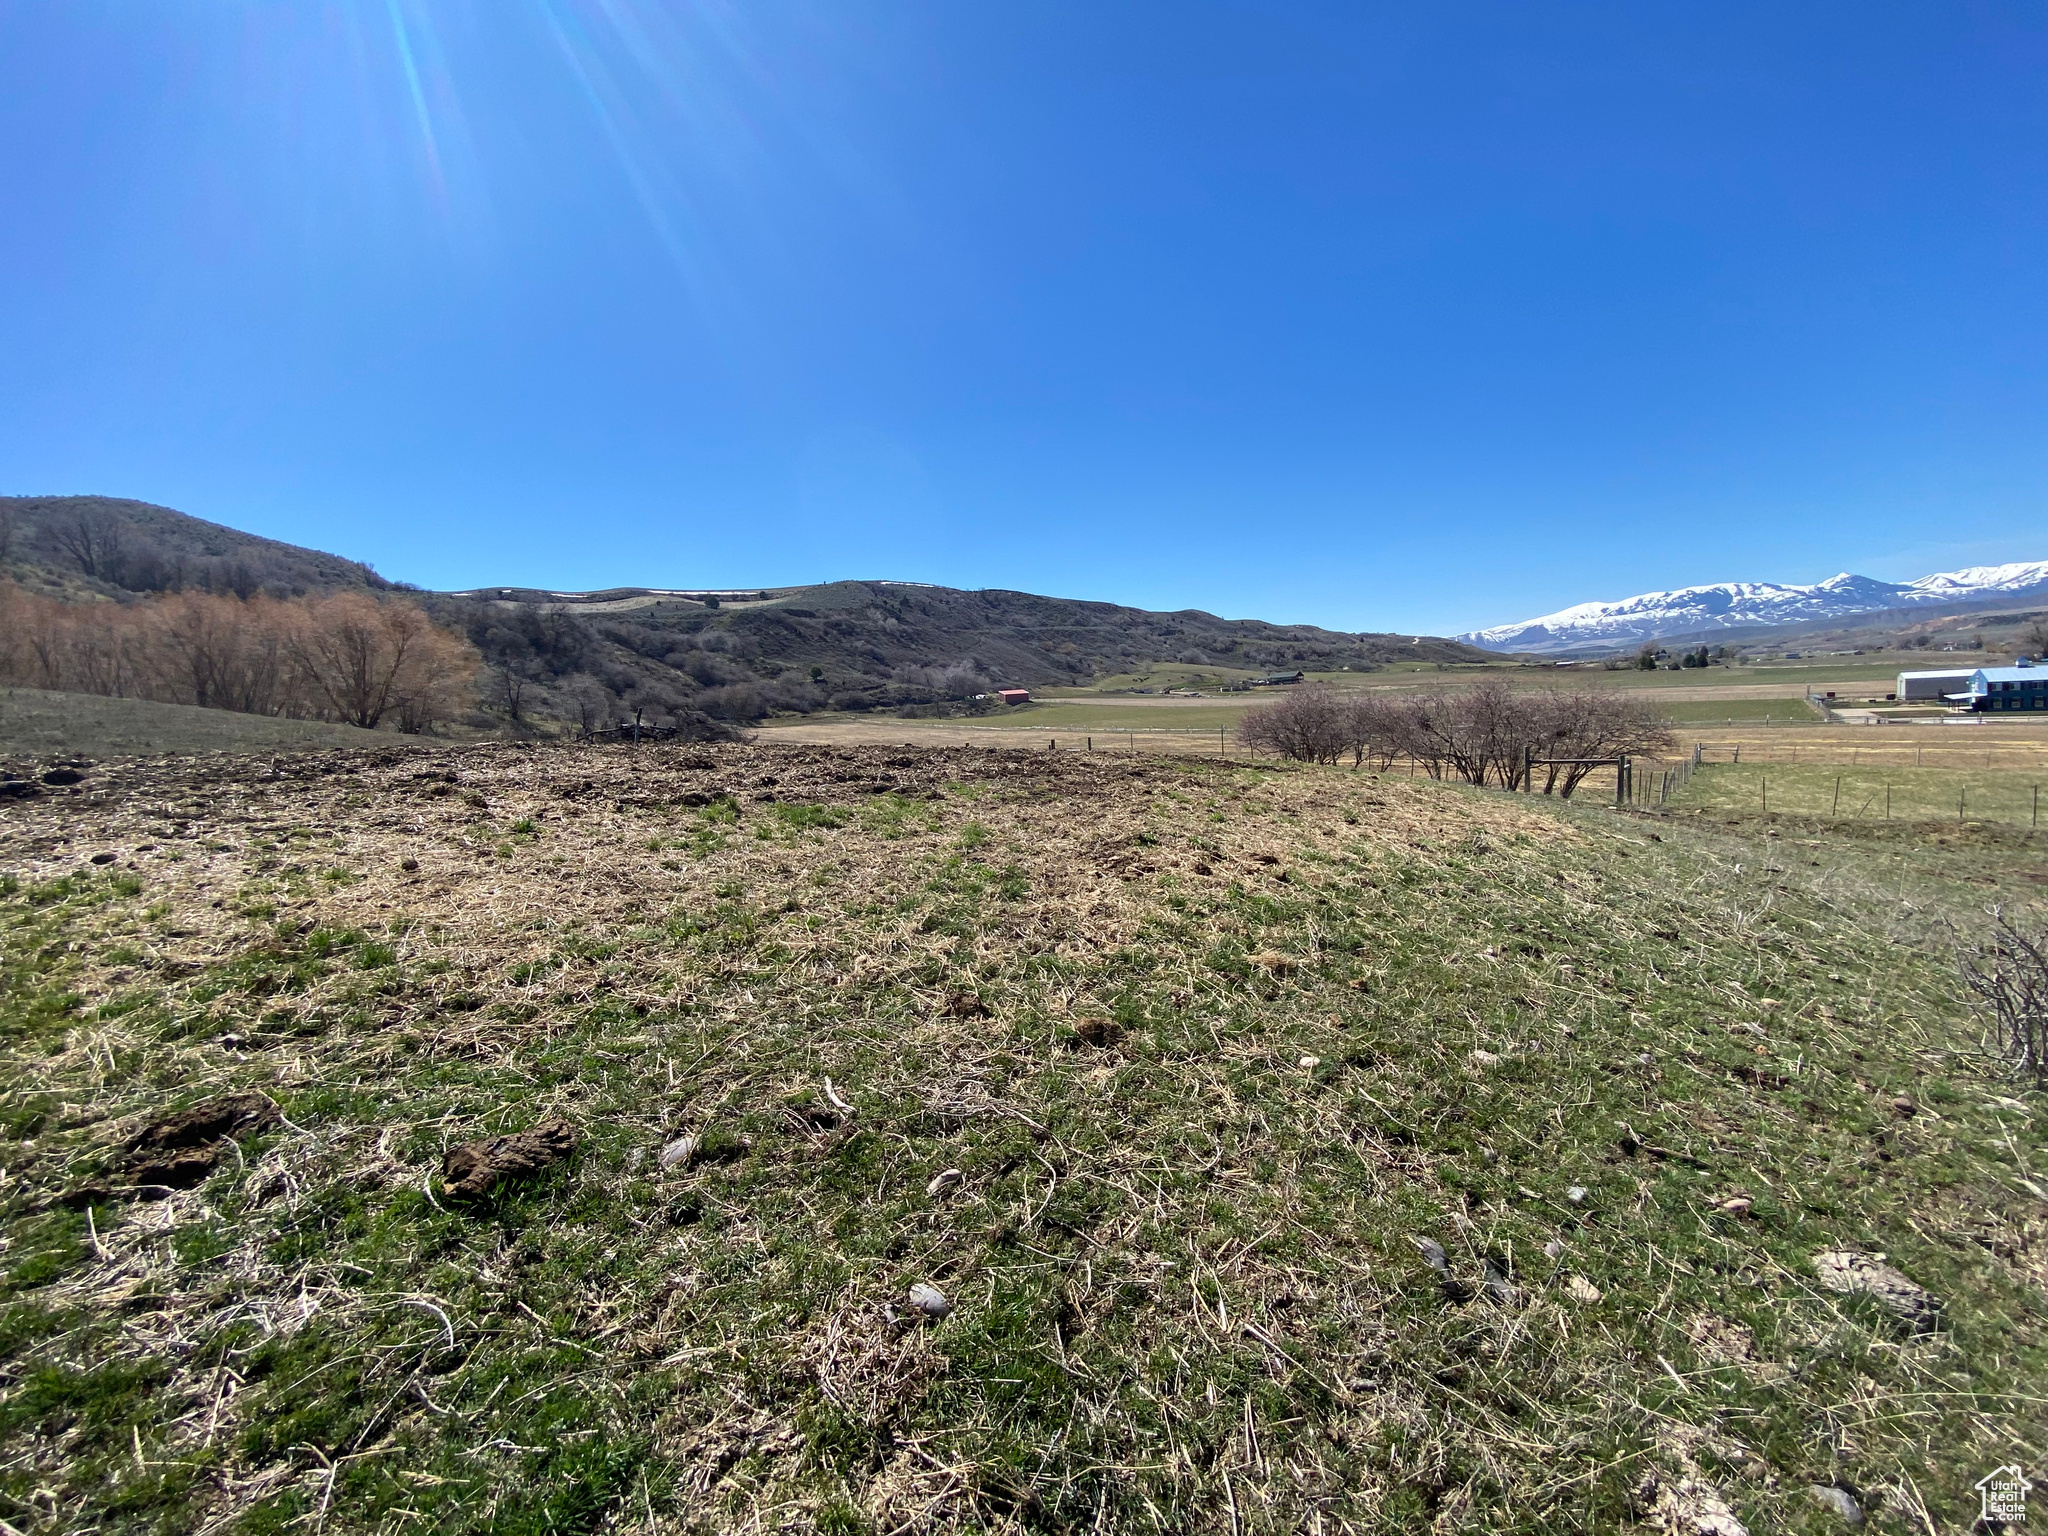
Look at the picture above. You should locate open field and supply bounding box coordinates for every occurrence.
[761,717,1249,754]
[779,657,2017,746]
[1070,657,1994,698]
[1652,700,1824,726]
[1673,762,2048,831]
[1677,725,2048,768]
[0,688,389,759]
[1,742,2043,1533]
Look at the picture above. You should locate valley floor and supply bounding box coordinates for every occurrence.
[0,742,2043,1533]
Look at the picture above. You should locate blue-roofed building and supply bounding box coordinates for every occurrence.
[1963,660,2048,712]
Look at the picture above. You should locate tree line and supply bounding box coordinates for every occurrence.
[1238,681,1675,795]
[0,584,479,732]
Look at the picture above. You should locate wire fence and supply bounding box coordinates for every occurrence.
[759,722,2048,827]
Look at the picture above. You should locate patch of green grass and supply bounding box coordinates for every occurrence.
[767,803,849,833]
[1674,760,2048,830]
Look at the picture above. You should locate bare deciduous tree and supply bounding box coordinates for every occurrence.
[1961,911,2048,1088]
[1239,681,1674,797]
[47,508,126,583]
[1238,685,1355,764]
[0,581,479,731]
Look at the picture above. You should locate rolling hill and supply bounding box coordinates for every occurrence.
[1,496,1490,729]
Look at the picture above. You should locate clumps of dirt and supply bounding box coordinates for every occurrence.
[1636,1428,1754,1536]
[1070,1015,1119,1048]
[440,1117,579,1198]
[1686,1312,1756,1365]
[124,1091,282,1192]
[1639,1470,1749,1536]
[1811,1250,1942,1332]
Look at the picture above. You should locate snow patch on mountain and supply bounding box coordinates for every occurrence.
[1459,561,2048,653]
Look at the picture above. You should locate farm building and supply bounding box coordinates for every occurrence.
[1250,671,1307,686]
[997,688,1032,705]
[1896,668,1977,701]
[1963,661,2048,712]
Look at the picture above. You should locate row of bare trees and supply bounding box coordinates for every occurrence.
[0,584,479,732]
[1238,681,1675,795]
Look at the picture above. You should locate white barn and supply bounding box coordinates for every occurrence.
[1896,668,1977,701]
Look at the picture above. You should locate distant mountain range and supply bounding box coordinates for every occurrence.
[1459,561,2048,654]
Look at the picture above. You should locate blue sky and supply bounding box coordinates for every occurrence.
[2,2,2043,635]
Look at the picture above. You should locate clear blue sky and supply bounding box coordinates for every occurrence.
[2,2,2043,635]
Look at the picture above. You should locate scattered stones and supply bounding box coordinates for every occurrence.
[1639,1469,1750,1536]
[1566,1185,1588,1205]
[1410,1236,1449,1274]
[1470,1049,1503,1067]
[1807,1486,1863,1525]
[39,767,87,786]
[1718,1196,1754,1217]
[1564,1274,1602,1304]
[1481,1256,1519,1305]
[125,1092,282,1191]
[1543,1238,1566,1260]
[89,852,117,865]
[399,856,419,872]
[659,1134,698,1170]
[1810,1250,1941,1332]
[943,991,989,1018]
[441,1117,579,1199]
[1891,1095,1916,1117]
[1298,1055,1321,1070]
[908,1282,952,1319]
[925,1167,963,1197]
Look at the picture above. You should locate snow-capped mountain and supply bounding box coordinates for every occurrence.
[1460,561,2048,654]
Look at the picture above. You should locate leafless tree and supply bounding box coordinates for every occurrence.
[288,593,476,730]
[48,507,126,583]
[1240,681,1673,797]
[1960,911,2048,1087]
[1527,690,1675,797]
[495,665,531,723]
[1238,685,1354,763]
[563,674,616,738]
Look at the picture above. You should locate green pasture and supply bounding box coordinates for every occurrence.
[966,700,1252,732]
[1654,699,1827,726]
[0,687,388,759]
[1672,761,2048,829]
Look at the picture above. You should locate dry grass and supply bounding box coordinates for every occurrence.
[0,742,2043,1534]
